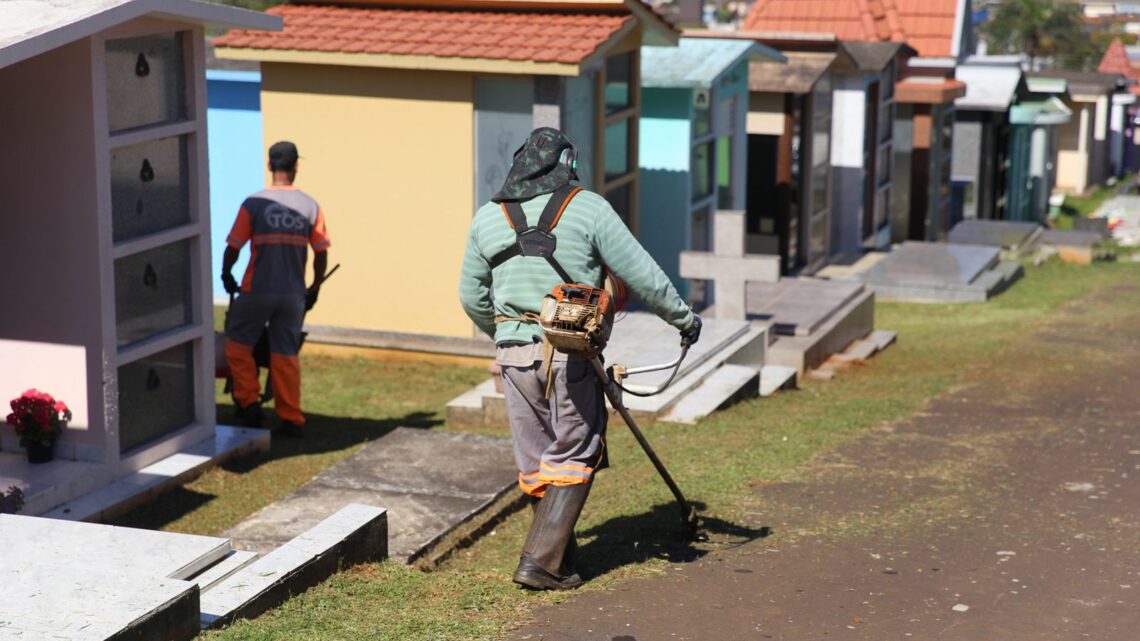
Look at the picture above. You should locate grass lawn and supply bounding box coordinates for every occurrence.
[1058,177,1130,224]
[120,257,1140,641]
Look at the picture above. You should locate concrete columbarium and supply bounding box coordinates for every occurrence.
[0,0,278,515]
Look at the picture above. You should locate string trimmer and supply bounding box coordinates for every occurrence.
[590,338,703,539]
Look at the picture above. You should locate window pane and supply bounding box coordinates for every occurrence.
[605,119,631,179]
[605,52,633,115]
[694,90,711,137]
[878,103,893,144]
[605,182,633,228]
[115,240,193,348]
[811,163,829,214]
[692,142,713,201]
[877,144,892,186]
[111,136,191,242]
[717,136,733,209]
[105,33,187,133]
[874,188,890,230]
[691,204,711,251]
[809,214,827,258]
[118,342,195,453]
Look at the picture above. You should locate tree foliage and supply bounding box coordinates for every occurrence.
[981,0,1101,70]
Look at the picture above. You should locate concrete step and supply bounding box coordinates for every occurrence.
[869,330,897,352]
[760,365,798,397]
[660,364,760,424]
[190,550,259,592]
[201,503,387,629]
[621,325,768,420]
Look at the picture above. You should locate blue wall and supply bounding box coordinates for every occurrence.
[639,87,693,298]
[206,70,263,299]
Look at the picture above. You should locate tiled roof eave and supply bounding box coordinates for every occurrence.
[214,44,588,76]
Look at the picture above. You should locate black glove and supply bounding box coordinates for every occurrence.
[305,286,320,311]
[680,314,702,346]
[221,272,239,295]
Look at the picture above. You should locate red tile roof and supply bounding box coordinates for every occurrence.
[1099,38,1140,95]
[213,3,634,64]
[743,0,960,58]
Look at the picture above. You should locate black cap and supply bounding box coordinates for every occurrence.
[268,141,299,171]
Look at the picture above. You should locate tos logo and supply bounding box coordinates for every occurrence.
[263,204,308,231]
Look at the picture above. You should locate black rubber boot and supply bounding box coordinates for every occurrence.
[513,484,591,590]
[234,401,263,428]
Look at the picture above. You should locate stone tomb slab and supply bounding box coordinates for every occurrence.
[948,220,1041,252]
[604,312,751,388]
[0,513,230,579]
[223,427,516,563]
[864,242,1000,287]
[744,278,866,336]
[0,562,199,641]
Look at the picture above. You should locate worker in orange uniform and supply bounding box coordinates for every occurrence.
[221,141,330,437]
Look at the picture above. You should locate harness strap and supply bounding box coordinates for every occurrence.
[488,187,583,284]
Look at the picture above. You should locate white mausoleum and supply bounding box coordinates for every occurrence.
[0,0,279,512]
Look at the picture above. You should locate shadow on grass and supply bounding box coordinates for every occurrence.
[217,405,444,473]
[112,486,216,530]
[577,502,771,580]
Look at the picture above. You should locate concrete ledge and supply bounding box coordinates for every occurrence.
[43,426,270,523]
[304,324,495,359]
[201,504,387,629]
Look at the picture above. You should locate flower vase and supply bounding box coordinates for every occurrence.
[25,441,53,464]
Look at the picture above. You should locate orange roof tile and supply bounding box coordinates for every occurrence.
[1099,38,1140,81]
[213,3,633,64]
[743,0,959,57]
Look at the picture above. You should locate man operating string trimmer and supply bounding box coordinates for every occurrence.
[459,128,702,591]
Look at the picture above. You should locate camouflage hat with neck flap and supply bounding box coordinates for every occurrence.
[492,128,579,203]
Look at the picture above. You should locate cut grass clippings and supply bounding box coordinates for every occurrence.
[135,258,1140,641]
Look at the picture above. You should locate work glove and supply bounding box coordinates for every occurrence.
[221,272,239,295]
[305,286,320,312]
[680,314,703,347]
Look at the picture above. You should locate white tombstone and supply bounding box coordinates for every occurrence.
[679,210,781,320]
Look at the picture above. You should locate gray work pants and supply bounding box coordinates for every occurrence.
[499,349,607,497]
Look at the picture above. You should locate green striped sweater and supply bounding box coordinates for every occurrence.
[459,189,694,345]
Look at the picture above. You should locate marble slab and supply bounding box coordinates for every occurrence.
[0,514,230,580]
[744,278,865,336]
[0,561,198,641]
[1039,229,1102,248]
[948,220,1041,250]
[863,242,1000,287]
[605,312,751,388]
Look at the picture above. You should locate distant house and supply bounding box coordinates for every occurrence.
[1008,93,1072,222]
[214,0,678,352]
[638,37,784,301]
[0,0,277,511]
[745,48,855,274]
[951,60,1026,222]
[1028,71,1125,195]
[1098,38,1140,173]
[741,0,972,256]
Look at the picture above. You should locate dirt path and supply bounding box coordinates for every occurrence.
[508,282,1140,640]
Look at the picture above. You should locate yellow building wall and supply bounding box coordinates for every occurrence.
[260,63,476,338]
